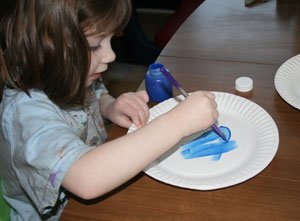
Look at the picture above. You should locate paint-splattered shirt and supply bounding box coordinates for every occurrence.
[0,79,108,220]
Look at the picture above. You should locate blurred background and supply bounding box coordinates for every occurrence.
[105,0,205,97]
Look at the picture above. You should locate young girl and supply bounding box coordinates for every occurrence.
[0,0,218,220]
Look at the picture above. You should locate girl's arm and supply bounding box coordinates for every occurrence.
[63,91,218,200]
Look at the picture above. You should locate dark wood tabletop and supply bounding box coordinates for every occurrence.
[62,0,300,220]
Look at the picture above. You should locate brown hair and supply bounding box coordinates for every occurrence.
[0,0,131,108]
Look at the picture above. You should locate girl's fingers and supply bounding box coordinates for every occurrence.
[133,92,150,124]
[125,96,149,127]
[136,90,149,103]
[114,91,150,128]
[116,116,133,128]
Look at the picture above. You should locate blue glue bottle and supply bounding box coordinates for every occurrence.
[145,63,173,102]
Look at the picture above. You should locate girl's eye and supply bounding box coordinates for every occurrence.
[90,44,101,51]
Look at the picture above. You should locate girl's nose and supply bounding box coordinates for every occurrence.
[101,45,116,64]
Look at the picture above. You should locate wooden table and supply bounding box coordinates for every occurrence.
[62,0,300,220]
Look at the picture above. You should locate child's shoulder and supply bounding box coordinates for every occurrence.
[0,89,71,137]
[1,89,58,115]
[4,88,48,102]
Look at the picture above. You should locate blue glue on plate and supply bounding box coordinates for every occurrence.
[181,126,237,160]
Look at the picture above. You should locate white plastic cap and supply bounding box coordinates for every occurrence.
[235,77,253,92]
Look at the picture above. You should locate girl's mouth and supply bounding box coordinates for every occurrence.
[91,72,101,80]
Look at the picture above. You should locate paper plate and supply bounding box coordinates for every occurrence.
[275,54,300,110]
[127,92,279,190]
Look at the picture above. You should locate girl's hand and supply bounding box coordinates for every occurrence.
[104,90,150,128]
[168,91,219,137]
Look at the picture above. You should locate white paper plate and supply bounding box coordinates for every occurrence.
[127,92,279,190]
[275,54,300,110]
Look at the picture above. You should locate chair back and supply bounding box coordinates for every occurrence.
[0,177,10,221]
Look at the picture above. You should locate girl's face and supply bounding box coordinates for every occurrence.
[85,33,116,87]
